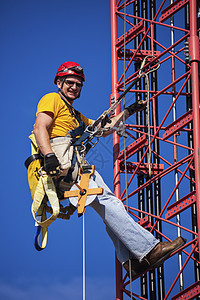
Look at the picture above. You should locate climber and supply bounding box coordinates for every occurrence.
[29,61,186,278]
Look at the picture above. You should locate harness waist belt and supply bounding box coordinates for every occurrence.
[50,136,71,143]
[24,153,43,169]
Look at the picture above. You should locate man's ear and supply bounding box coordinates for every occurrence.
[56,79,62,89]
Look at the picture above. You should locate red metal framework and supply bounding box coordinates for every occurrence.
[110,0,200,299]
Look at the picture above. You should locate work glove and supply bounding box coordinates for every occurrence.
[101,115,112,128]
[125,100,146,116]
[44,153,62,177]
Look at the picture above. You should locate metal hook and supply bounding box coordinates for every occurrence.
[139,55,160,78]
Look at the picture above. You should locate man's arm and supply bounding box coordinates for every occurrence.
[101,110,129,137]
[33,111,61,177]
[101,101,146,137]
[33,111,54,155]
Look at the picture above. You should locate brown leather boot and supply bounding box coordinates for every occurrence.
[144,236,186,268]
[123,236,186,279]
[123,259,147,279]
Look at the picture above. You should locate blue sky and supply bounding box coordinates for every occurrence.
[0,1,119,299]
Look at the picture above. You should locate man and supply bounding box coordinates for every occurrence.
[32,61,186,278]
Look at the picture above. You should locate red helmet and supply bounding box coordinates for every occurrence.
[54,61,85,84]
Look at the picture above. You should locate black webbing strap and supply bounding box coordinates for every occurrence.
[24,153,43,169]
[59,92,86,138]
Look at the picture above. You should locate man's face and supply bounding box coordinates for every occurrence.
[57,75,83,102]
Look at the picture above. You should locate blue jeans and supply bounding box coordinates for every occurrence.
[89,171,159,263]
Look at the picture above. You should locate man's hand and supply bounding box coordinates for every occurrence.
[96,100,146,138]
[44,153,62,177]
[125,100,146,116]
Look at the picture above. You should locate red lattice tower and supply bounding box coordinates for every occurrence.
[110,0,200,299]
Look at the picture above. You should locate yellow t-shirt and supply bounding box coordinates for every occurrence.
[36,92,93,138]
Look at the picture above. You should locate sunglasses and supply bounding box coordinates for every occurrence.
[58,66,84,75]
[68,66,84,74]
[64,79,83,89]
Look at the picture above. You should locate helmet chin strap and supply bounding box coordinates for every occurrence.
[58,88,70,102]
[58,88,81,103]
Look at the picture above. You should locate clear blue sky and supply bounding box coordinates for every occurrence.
[0,1,118,299]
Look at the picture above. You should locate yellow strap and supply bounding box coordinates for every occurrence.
[28,132,59,250]
[31,174,60,228]
[35,212,48,250]
[39,227,48,249]
[29,133,39,155]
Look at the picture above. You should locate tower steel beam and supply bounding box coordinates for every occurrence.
[110,1,123,299]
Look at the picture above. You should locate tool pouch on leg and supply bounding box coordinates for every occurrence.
[50,136,73,176]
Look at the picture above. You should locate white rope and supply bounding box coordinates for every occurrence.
[139,55,161,177]
[83,214,86,300]
[145,73,152,177]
